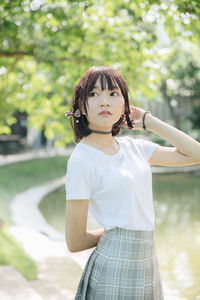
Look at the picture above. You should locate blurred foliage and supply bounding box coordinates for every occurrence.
[159,42,200,138]
[0,0,200,145]
[189,105,200,128]
[187,104,200,141]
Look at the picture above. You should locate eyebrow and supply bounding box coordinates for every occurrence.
[93,85,119,90]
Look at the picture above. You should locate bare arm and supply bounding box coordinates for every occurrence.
[123,106,200,166]
[145,114,200,166]
[65,199,104,253]
[76,227,105,253]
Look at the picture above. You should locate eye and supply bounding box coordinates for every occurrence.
[110,91,119,96]
[89,92,97,97]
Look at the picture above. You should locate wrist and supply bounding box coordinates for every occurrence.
[144,113,157,131]
[142,111,151,130]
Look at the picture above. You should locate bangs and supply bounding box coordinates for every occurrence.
[86,69,122,96]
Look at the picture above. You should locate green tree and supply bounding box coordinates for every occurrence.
[0,0,199,145]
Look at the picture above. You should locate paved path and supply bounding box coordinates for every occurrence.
[8,226,84,300]
[11,177,66,240]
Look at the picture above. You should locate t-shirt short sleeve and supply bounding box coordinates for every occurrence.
[128,137,159,162]
[65,156,93,200]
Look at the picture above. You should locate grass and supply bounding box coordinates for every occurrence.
[0,226,37,281]
[0,156,69,223]
[0,155,69,280]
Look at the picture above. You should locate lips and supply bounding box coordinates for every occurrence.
[99,111,112,115]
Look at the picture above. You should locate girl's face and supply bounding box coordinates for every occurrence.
[83,77,125,131]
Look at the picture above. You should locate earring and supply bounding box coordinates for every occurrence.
[74,109,81,123]
[74,109,81,117]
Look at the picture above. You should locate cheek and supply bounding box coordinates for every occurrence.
[120,97,125,106]
[114,97,125,110]
[86,102,97,119]
[87,102,95,112]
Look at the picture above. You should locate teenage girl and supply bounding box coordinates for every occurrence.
[64,66,200,299]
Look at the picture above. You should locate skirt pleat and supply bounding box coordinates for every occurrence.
[74,226,164,300]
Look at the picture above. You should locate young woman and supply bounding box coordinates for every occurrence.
[64,66,200,300]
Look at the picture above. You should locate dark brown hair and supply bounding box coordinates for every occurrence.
[68,66,134,143]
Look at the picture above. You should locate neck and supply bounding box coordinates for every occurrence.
[81,132,117,149]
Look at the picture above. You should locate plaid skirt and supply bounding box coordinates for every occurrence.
[75,226,164,299]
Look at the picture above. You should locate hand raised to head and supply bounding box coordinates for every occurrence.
[122,106,148,130]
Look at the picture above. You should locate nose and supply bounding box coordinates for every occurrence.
[99,93,110,106]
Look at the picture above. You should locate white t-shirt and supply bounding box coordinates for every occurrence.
[65,135,159,231]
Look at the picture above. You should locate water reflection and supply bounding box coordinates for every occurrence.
[39,173,200,299]
[153,173,200,299]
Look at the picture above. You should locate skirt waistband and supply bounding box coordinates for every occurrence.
[104,226,155,240]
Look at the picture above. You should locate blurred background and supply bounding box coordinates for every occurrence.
[0,0,200,299]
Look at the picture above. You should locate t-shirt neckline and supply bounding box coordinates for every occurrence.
[78,137,122,157]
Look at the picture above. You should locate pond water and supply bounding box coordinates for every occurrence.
[39,173,200,299]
